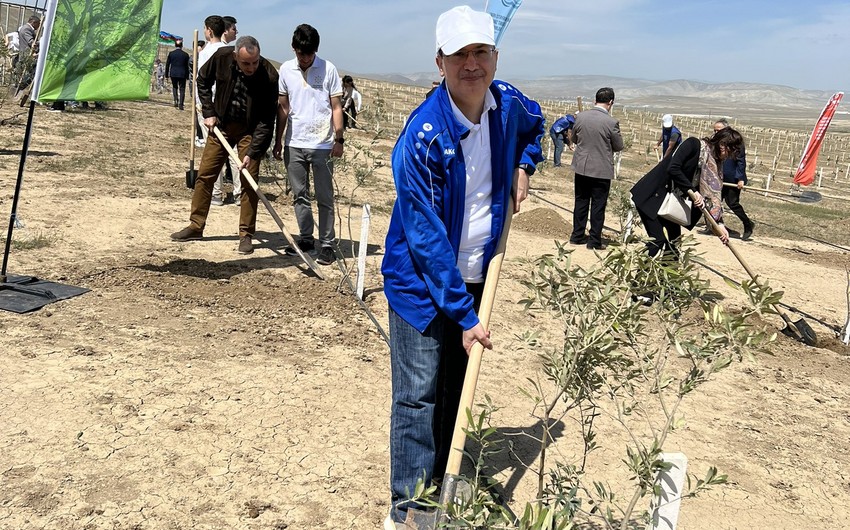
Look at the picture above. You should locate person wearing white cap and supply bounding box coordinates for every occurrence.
[381,5,544,527]
[655,113,682,159]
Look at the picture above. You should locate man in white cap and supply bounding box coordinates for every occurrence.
[655,113,682,159]
[381,5,544,527]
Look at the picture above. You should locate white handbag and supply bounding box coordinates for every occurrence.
[657,191,692,226]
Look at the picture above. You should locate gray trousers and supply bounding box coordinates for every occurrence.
[284,146,335,247]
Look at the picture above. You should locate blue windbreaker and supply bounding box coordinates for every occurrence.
[381,80,545,333]
[549,114,575,135]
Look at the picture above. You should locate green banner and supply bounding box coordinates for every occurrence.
[36,0,164,102]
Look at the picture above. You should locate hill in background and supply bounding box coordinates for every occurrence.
[354,72,846,129]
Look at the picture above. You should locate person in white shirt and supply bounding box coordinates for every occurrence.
[273,24,344,266]
[380,6,544,527]
[194,15,240,206]
[5,31,19,67]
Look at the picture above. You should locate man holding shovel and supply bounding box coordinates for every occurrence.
[170,36,279,255]
[381,6,544,527]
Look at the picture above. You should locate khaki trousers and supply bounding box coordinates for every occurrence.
[188,122,261,237]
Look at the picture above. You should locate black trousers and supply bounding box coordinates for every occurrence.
[571,174,611,248]
[171,77,186,109]
[431,281,484,481]
[637,208,682,258]
[721,186,752,229]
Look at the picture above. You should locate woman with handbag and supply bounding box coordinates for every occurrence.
[630,126,744,257]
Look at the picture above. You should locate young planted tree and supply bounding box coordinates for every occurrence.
[412,238,776,529]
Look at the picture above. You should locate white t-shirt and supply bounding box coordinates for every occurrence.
[6,32,19,52]
[352,89,362,112]
[195,41,226,106]
[278,56,343,149]
[197,40,226,69]
[448,87,498,283]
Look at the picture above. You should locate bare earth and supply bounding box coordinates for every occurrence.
[1,91,849,530]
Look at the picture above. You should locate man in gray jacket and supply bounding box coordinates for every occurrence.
[568,87,623,250]
[14,15,39,95]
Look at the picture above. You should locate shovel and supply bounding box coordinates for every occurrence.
[688,189,817,346]
[212,126,324,280]
[405,199,514,529]
[185,30,199,189]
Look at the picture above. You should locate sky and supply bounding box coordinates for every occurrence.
[160,0,849,92]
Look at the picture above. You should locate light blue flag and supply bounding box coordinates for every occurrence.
[485,0,523,46]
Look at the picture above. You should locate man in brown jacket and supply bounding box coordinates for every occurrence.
[170,36,279,255]
[568,87,624,250]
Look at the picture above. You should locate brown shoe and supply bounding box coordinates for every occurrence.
[171,226,203,241]
[237,235,253,255]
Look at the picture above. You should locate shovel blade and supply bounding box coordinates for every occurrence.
[780,319,818,347]
[404,474,471,529]
[404,509,438,530]
[185,168,197,189]
[792,319,817,347]
[790,190,822,203]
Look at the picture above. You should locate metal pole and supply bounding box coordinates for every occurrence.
[1,99,37,282]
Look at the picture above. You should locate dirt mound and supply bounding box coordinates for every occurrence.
[513,207,572,238]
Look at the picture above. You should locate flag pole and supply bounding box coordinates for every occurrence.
[0,99,56,299]
[1,100,36,281]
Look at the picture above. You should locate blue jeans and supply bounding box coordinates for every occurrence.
[388,283,483,523]
[550,131,565,166]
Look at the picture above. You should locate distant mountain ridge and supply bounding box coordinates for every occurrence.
[355,72,835,110]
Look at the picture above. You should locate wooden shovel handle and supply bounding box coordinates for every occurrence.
[211,126,325,280]
[688,190,755,277]
[190,30,198,163]
[687,189,801,338]
[444,200,514,476]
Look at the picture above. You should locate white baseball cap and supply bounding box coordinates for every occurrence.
[662,114,673,127]
[436,5,495,56]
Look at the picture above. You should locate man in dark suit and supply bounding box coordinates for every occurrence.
[165,39,190,110]
[568,87,624,250]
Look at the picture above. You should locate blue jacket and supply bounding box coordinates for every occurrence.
[382,80,545,333]
[549,114,575,135]
[722,145,747,184]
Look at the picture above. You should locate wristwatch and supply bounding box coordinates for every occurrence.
[335,137,344,144]
[518,163,535,176]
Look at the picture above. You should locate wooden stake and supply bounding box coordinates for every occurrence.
[356,204,371,300]
[843,268,850,345]
[647,453,688,530]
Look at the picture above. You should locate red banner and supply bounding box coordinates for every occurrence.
[793,92,844,186]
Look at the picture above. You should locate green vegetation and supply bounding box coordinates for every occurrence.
[1,230,56,250]
[408,239,776,528]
